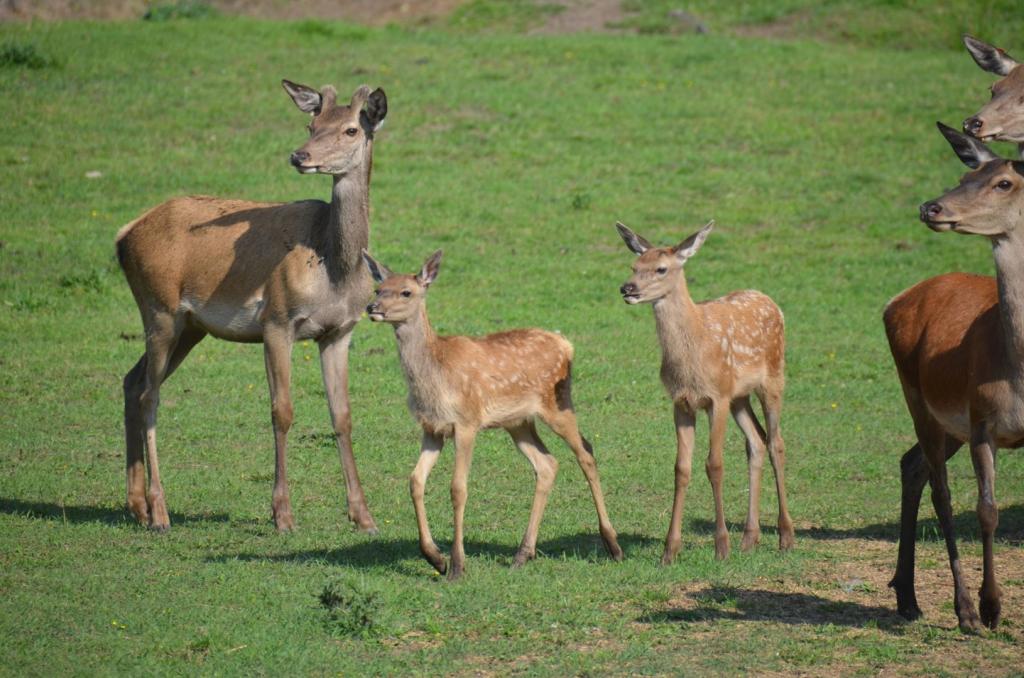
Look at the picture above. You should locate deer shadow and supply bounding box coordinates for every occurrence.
[203,531,660,574]
[0,497,231,527]
[688,502,1024,546]
[639,585,908,632]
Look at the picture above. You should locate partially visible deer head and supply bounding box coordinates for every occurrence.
[920,122,1024,237]
[283,81,387,175]
[617,221,713,304]
[962,35,1024,143]
[362,249,443,323]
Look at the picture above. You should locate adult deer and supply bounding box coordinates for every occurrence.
[116,81,386,533]
[962,35,1024,152]
[361,249,623,580]
[885,123,1024,633]
[616,221,794,564]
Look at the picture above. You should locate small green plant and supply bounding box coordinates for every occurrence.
[0,43,59,70]
[142,1,218,22]
[318,580,381,638]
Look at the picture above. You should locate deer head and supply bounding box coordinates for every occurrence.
[962,35,1024,143]
[617,221,714,304]
[282,81,387,176]
[920,122,1024,237]
[362,249,443,323]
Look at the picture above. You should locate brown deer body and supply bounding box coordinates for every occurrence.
[885,123,1024,632]
[361,249,623,580]
[616,221,794,563]
[962,35,1024,152]
[116,82,387,532]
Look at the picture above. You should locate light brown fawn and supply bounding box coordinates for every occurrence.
[616,221,794,563]
[361,249,623,580]
[885,123,1024,633]
[116,82,386,533]
[962,35,1024,152]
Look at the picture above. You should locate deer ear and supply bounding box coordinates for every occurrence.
[364,88,387,132]
[417,249,443,288]
[673,220,714,263]
[282,79,323,115]
[963,35,1019,76]
[937,121,999,169]
[361,249,392,283]
[615,222,652,255]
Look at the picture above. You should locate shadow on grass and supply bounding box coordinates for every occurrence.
[205,531,660,572]
[639,585,907,631]
[0,497,231,526]
[689,502,1024,546]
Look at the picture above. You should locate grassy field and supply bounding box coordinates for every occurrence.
[2,3,1024,675]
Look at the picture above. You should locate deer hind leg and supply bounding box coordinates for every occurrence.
[263,327,296,532]
[541,405,623,562]
[970,424,1001,630]
[507,421,559,567]
[707,401,730,560]
[410,430,446,574]
[319,332,378,534]
[759,386,794,551]
[448,426,477,581]
[731,397,766,552]
[124,327,206,527]
[137,311,188,531]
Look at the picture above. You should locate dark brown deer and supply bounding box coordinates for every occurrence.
[616,221,794,564]
[361,249,623,580]
[116,82,386,533]
[885,122,1024,632]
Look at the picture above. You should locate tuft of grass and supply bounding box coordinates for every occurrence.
[318,580,382,638]
[142,0,218,22]
[0,42,59,69]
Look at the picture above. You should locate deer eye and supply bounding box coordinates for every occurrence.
[345,127,358,137]
[656,266,668,275]
[996,179,1014,191]
[401,290,412,298]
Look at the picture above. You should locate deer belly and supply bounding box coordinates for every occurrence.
[185,297,264,341]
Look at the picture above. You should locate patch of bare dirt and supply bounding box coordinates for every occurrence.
[528,0,625,36]
[0,0,465,24]
[732,8,815,40]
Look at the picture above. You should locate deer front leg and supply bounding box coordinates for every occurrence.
[970,423,1001,629]
[264,327,296,532]
[448,426,477,581]
[926,448,981,633]
[663,403,695,565]
[410,430,446,574]
[319,333,378,534]
[731,397,766,552]
[707,401,730,560]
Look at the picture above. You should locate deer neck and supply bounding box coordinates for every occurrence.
[991,229,1024,365]
[652,279,706,377]
[393,306,444,394]
[325,158,371,283]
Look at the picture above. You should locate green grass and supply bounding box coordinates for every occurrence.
[1,6,1023,675]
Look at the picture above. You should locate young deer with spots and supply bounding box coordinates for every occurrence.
[962,35,1024,153]
[361,249,623,580]
[616,221,794,564]
[116,82,386,533]
[885,124,1024,633]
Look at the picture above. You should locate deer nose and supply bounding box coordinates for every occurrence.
[963,116,984,136]
[920,201,943,222]
[290,150,310,167]
[365,302,377,314]
[620,283,637,296]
